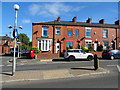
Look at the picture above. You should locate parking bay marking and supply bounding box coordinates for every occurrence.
[107,65,117,67]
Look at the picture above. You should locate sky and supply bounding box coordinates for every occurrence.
[2,2,118,41]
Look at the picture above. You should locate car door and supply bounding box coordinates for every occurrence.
[112,50,119,58]
[117,50,120,58]
[73,50,81,59]
[79,50,86,59]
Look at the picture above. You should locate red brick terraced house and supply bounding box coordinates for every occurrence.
[32,17,120,59]
[0,34,14,54]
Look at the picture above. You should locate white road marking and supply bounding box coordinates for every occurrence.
[117,65,120,72]
[0,65,4,67]
[107,65,117,66]
[6,65,12,67]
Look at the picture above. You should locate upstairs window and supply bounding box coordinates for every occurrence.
[56,27,61,35]
[86,28,91,37]
[75,29,79,37]
[42,27,48,37]
[103,29,108,38]
[67,29,72,36]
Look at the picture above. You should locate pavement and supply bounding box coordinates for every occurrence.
[1,66,109,83]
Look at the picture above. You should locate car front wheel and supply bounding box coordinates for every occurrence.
[110,56,114,60]
[87,56,93,61]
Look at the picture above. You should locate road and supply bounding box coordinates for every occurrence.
[1,55,119,88]
[1,58,119,72]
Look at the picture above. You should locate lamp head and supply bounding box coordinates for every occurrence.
[8,25,12,29]
[19,26,23,29]
[14,4,20,10]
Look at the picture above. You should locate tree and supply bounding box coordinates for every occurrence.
[18,33,30,49]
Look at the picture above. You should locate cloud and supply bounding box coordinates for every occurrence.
[28,3,86,17]
[28,4,40,16]
[22,19,31,23]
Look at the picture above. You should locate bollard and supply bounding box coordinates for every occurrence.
[94,54,99,70]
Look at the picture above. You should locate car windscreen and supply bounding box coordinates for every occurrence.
[81,50,85,54]
[73,50,79,53]
[111,50,119,54]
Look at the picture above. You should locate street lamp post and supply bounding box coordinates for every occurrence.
[8,4,22,76]
[12,4,19,76]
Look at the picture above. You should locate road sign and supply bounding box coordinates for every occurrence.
[13,29,18,38]
[17,40,21,44]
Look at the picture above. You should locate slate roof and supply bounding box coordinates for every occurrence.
[32,20,120,28]
[0,36,12,41]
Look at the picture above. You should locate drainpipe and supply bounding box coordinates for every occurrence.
[116,28,118,49]
[52,25,55,53]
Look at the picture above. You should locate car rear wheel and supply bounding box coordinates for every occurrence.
[69,56,75,61]
[110,56,114,60]
[87,56,93,61]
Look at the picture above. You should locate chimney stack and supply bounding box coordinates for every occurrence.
[115,20,120,25]
[72,17,77,23]
[57,17,60,22]
[86,18,92,23]
[99,19,105,24]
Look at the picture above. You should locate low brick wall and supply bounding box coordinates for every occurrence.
[36,51,60,59]
[89,51,102,57]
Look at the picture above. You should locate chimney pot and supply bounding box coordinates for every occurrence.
[86,18,92,23]
[99,19,105,24]
[57,17,60,22]
[5,34,8,37]
[72,17,77,23]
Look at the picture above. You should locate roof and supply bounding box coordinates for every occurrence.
[32,20,119,28]
[0,36,12,41]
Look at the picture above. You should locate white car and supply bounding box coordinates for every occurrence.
[64,49,94,61]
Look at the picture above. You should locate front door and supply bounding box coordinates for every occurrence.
[56,43,60,53]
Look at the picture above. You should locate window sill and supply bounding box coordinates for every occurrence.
[41,50,49,52]
[85,36,91,38]
[41,36,48,38]
[56,34,61,35]
[103,37,108,38]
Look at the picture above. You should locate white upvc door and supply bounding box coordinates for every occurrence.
[56,43,60,53]
[94,43,97,51]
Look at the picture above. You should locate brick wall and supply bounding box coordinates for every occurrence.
[36,51,60,59]
[32,23,118,58]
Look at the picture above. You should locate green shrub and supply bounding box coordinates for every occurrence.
[67,46,73,50]
[107,46,111,49]
[81,47,89,52]
[31,47,40,53]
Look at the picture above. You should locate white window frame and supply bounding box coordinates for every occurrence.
[38,38,52,51]
[103,29,108,38]
[42,27,48,37]
[85,27,91,38]
[55,27,61,35]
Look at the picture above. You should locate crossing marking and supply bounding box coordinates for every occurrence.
[117,65,120,72]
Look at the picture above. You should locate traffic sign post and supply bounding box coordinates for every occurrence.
[17,40,21,58]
